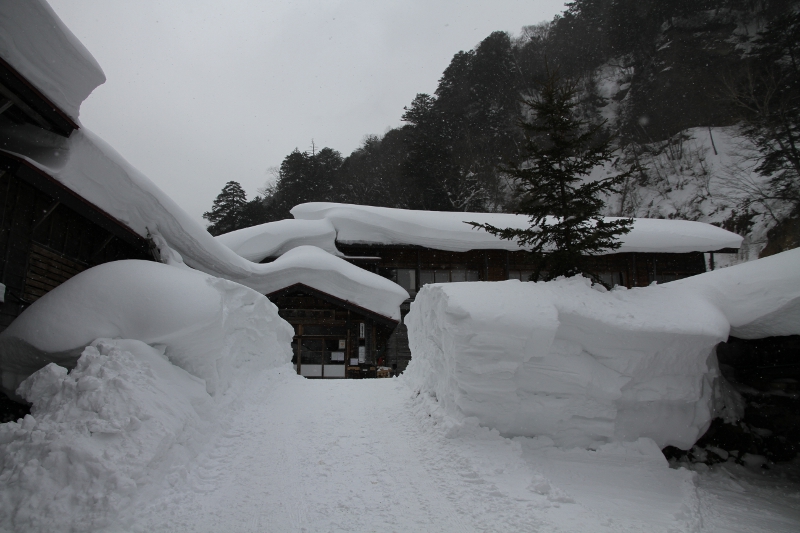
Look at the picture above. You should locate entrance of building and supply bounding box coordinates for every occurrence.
[293,334,347,378]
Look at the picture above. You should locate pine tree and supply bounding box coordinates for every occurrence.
[203,181,248,236]
[470,66,634,281]
[740,10,800,216]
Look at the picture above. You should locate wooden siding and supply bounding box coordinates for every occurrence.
[0,160,152,332]
[269,288,395,378]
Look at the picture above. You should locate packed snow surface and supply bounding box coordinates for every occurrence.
[405,249,800,450]
[0,124,405,320]
[0,0,105,121]
[0,260,294,398]
[291,202,742,253]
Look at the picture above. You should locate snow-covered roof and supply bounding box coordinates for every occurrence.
[288,202,743,254]
[0,0,105,121]
[216,218,339,263]
[0,123,408,321]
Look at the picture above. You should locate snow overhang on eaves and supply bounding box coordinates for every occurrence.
[0,0,106,133]
[291,202,744,254]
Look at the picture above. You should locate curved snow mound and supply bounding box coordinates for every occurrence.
[0,260,294,398]
[667,247,800,339]
[241,246,409,321]
[0,339,212,532]
[404,278,730,450]
[216,218,339,262]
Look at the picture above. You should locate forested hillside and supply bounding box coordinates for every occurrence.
[205,0,799,260]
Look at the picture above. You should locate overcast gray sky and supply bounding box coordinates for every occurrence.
[48,0,566,223]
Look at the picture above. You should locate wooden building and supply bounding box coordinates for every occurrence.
[267,283,398,379]
[336,243,738,375]
[0,154,152,332]
[0,17,153,333]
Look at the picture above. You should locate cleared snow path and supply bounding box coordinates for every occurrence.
[127,373,800,533]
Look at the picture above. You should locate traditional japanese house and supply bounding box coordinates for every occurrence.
[219,202,743,376]
[0,3,154,333]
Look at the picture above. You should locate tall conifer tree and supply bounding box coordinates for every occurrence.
[470,66,634,281]
[203,181,248,236]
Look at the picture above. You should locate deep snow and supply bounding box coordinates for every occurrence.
[403,249,800,451]
[286,202,742,253]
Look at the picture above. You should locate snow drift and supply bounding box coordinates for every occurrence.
[404,249,800,450]
[0,260,296,532]
[0,260,294,398]
[0,339,214,532]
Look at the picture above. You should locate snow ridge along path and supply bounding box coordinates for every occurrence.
[125,373,766,533]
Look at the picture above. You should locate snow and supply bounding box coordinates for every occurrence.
[404,249,800,452]
[291,202,742,253]
[0,260,294,399]
[404,277,728,450]
[0,124,406,320]
[0,0,105,121]
[215,218,339,262]
[228,245,409,321]
[668,247,800,339]
[0,339,214,532]
[128,378,706,533]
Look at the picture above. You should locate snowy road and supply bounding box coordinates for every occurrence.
[129,372,800,533]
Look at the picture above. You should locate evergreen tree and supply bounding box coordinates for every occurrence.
[733,10,800,216]
[203,181,248,236]
[470,67,634,281]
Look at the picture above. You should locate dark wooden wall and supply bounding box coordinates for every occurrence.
[269,288,395,378]
[0,157,152,332]
[338,243,707,290]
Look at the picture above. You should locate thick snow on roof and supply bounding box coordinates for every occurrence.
[0,124,407,321]
[291,202,743,253]
[0,0,105,121]
[216,218,339,262]
[667,247,800,339]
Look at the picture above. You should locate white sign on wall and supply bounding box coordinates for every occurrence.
[358,345,365,363]
[338,339,346,349]
[359,322,365,339]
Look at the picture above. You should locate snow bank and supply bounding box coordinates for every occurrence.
[405,250,800,450]
[292,202,742,253]
[668,247,800,339]
[404,278,729,449]
[0,339,213,532]
[0,0,105,121]
[0,260,294,398]
[216,218,339,262]
[0,124,405,321]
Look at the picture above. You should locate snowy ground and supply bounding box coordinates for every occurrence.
[125,371,800,533]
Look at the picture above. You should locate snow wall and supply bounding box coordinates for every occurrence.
[404,249,800,450]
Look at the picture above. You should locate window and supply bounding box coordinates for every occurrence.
[420,269,480,286]
[508,270,537,281]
